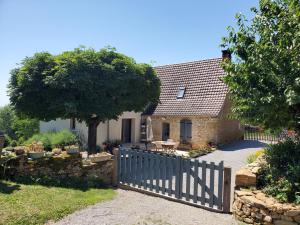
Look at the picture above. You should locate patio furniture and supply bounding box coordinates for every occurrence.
[161,142,176,154]
[151,141,164,151]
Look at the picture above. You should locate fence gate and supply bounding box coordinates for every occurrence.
[116,148,231,213]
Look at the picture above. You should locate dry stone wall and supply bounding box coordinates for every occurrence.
[4,153,114,185]
[233,158,300,225]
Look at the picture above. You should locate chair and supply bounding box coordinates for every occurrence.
[152,141,163,151]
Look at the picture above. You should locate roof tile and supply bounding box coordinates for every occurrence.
[145,58,228,117]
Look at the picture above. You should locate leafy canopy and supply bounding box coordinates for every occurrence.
[8,47,161,124]
[0,105,39,144]
[221,0,300,131]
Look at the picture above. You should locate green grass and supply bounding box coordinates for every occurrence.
[0,180,115,225]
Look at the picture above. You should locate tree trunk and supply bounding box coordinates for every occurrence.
[88,119,99,155]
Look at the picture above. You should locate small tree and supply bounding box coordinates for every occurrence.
[8,47,161,153]
[221,0,300,132]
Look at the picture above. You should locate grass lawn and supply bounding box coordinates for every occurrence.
[0,180,115,225]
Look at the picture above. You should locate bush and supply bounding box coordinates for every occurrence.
[25,130,77,150]
[188,146,213,158]
[103,140,121,154]
[246,149,265,164]
[258,139,300,204]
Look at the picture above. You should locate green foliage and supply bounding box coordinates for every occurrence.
[188,146,214,158]
[221,0,300,131]
[0,105,39,145]
[25,130,77,150]
[246,149,265,164]
[103,140,122,153]
[8,47,161,153]
[0,106,15,139]
[258,139,300,203]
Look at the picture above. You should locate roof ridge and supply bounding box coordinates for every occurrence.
[154,57,222,69]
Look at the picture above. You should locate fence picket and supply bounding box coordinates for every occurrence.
[124,151,129,184]
[143,151,148,190]
[149,153,154,191]
[175,156,182,199]
[185,160,191,201]
[209,162,215,207]
[132,151,137,187]
[155,154,160,193]
[120,150,124,183]
[217,161,224,210]
[200,160,207,205]
[168,157,173,196]
[193,160,199,203]
[162,155,166,194]
[137,151,142,188]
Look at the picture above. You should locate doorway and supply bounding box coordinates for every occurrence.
[122,119,132,143]
[162,122,170,141]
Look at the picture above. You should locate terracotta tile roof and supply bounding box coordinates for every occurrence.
[144,58,228,117]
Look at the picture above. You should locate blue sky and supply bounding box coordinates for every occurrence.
[0,0,257,106]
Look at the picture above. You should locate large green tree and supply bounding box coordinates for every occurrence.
[221,0,300,132]
[8,47,161,153]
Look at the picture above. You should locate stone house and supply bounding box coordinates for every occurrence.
[41,51,243,148]
[142,51,243,149]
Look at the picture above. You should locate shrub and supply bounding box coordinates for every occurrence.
[10,140,18,147]
[25,133,51,150]
[188,146,213,158]
[258,139,300,204]
[103,140,121,154]
[25,130,77,150]
[246,149,265,164]
[50,130,77,148]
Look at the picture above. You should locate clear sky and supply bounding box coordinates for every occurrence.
[0,0,257,107]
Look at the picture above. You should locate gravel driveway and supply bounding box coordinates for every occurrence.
[53,140,265,225]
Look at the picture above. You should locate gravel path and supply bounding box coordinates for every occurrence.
[53,140,265,225]
[54,189,237,225]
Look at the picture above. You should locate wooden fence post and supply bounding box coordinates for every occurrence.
[223,166,232,213]
[112,148,119,187]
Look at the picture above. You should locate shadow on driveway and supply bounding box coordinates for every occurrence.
[219,140,267,151]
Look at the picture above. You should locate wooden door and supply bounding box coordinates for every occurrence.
[122,119,132,143]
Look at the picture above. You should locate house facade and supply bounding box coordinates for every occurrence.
[40,51,243,148]
[142,51,243,148]
[40,111,141,147]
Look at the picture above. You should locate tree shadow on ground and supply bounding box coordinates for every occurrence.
[219,140,267,151]
[0,176,111,193]
[0,180,21,194]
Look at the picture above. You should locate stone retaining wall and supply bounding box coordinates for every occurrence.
[4,153,114,185]
[233,158,300,225]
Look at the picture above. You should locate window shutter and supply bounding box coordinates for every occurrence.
[186,121,192,139]
[180,121,184,139]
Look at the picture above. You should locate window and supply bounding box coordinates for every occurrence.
[70,118,76,130]
[177,87,185,99]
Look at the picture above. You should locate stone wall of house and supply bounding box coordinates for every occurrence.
[233,158,300,225]
[4,154,114,185]
[148,114,243,149]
